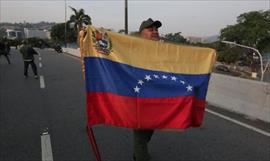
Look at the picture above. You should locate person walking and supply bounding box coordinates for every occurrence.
[5,42,11,55]
[133,18,162,161]
[19,40,38,79]
[0,41,11,64]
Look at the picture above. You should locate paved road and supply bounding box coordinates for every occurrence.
[0,49,269,161]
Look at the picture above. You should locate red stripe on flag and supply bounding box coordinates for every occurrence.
[87,92,206,129]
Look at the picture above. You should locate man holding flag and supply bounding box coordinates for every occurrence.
[133,18,163,161]
[83,17,215,161]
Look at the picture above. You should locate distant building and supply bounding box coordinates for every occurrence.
[6,29,23,40]
[24,28,51,39]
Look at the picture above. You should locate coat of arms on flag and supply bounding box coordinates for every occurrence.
[91,29,113,55]
[82,25,216,129]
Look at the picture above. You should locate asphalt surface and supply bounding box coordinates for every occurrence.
[0,48,269,161]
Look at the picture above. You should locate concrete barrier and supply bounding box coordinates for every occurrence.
[207,73,270,122]
[62,47,270,123]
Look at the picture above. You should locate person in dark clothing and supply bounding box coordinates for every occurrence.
[0,41,11,64]
[19,40,38,79]
[5,42,11,55]
[133,18,162,161]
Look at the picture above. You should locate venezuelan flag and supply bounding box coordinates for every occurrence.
[83,26,216,129]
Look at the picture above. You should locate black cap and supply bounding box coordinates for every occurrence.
[139,18,162,33]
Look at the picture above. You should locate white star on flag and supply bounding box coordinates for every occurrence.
[153,74,159,79]
[171,76,177,81]
[138,80,144,85]
[180,80,185,84]
[134,86,140,93]
[186,85,193,92]
[162,75,168,79]
[145,75,152,81]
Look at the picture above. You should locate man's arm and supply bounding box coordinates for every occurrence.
[30,47,38,55]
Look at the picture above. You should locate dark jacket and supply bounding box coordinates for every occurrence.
[0,42,7,55]
[5,43,10,53]
[19,44,38,60]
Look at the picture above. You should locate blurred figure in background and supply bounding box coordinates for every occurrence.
[0,41,11,64]
[5,42,11,55]
[19,40,38,79]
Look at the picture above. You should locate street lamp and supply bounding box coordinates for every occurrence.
[221,40,264,81]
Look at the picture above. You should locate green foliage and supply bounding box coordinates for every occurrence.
[216,45,253,65]
[220,10,270,48]
[163,32,187,44]
[219,10,270,64]
[50,23,76,43]
[257,37,270,54]
[192,41,252,65]
[68,6,92,33]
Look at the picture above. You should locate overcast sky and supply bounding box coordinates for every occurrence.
[0,0,269,37]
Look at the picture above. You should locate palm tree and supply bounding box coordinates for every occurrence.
[68,6,91,34]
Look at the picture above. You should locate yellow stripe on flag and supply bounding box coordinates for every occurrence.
[83,26,216,74]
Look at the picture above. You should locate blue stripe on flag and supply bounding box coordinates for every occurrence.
[84,57,210,99]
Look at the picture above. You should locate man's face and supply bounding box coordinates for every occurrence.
[140,26,160,41]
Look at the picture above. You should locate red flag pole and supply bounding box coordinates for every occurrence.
[80,27,102,161]
[86,125,102,161]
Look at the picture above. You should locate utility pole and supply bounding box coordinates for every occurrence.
[0,0,2,25]
[125,0,128,34]
[64,0,67,47]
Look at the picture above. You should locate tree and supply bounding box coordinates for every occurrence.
[220,10,270,66]
[220,10,270,48]
[257,37,270,53]
[50,23,76,43]
[163,32,187,44]
[217,47,249,64]
[68,6,91,34]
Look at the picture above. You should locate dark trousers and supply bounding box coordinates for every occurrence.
[24,60,37,76]
[0,54,11,64]
[133,129,154,161]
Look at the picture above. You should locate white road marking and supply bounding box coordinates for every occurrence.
[206,109,270,137]
[39,62,42,68]
[41,133,54,161]
[39,57,42,61]
[40,76,46,89]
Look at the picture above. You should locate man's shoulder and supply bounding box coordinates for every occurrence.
[19,45,29,52]
[20,44,32,49]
